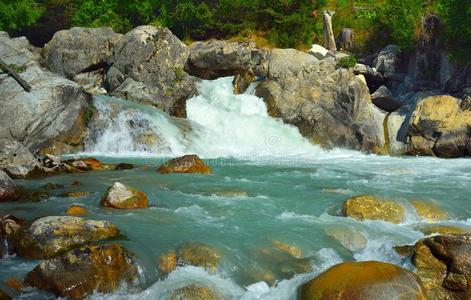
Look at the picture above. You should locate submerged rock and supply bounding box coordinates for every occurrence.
[324,225,367,251]
[0,171,16,202]
[157,155,212,174]
[411,234,471,299]
[14,216,120,259]
[410,200,448,222]
[177,242,221,272]
[171,285,222,300]
[101,182,148,209]
[115,163,134,170]
[407,95,471,157]
[342,195,405,223]
[299,261,426,300]
[272,240,303,258]
[25,243,137,299]
[416,225,469,236]
[65,205,88,216]
[158,251,177,274]
[43,27,122,78]
[60,191,92,198]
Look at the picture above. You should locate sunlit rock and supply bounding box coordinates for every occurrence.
[13,216,120,259]
[158,251,177,274]
[299,261,427,300]
[25,243,137,299]
[171,285,222,300]
[65,205,88,216]
[342,195,405,223]
[410,200,448,222]
[177,242,221,272]
[157,155,212,174]
[101,182,148,209]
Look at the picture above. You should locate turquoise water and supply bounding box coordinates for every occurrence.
[2,155,471,299]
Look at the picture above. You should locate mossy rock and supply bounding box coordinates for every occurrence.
[342,195,405,223]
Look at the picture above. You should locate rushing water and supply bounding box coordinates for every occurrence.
[1,78,471,299]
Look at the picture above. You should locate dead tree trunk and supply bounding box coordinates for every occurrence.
[0,58,31,92]
[323,10,337,51]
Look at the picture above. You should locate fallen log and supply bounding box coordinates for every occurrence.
[0,58,31,92]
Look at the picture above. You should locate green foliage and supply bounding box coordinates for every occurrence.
[337,55,357,68]
[0,0,44,32]
[173,65,185,82]
[71,0,131,33]
[438,0,471,60]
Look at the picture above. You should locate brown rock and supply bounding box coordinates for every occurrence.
[342,195,405,223]
[25,244,137,299]
[0,171,17,202]
[416,225,469,236]
[299,261,427,300]
[0,289,10,300]
[410,200,448,222]
[158,251,177,274]
[78,157,110,171]
[171,285,221,300]
[100,182,148,209]
[157,155,212,174]
[14,216,121,259]
[60,192,92,198]
[115,163,134,170]
[66,205,88,216]
[412,234,471,299]
[177,242,221,272]
[4,278,23,291]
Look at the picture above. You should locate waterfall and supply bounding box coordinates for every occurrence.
[85,77,321,159]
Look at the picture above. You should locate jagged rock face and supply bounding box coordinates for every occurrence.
[43,27,122,78]
[0,171,16,202]
[12,216,121,259]
[0,139,40,178]
[407,95,471,157]
[299,261,427,300]
[255,49,385,152]
[25,244,138,299]
[0,32,89,155]
[106,25,196,117]
[185,40,269,79]
[412,234,471,299]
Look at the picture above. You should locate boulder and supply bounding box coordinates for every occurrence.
[410,200,448,222]
[73,70,106,95]
[177,242,221,272]
[407,95,471,157]
[185,40,268,79]
[43,27,122,78]
[158,251,177,274]
[0,215,23,258]
[0,139,40,178]
[115,163,134,170]
[106,25,196,117]
[258,245,312,278]
[374,45,402,80]
[342,195,405,224]
[233,71,256,94]
[0,171,16,202]
[308,44,329,60]
[65,205,88,216]
[25,243,137,299]
[157,155,212,174]
[371,85,402,112]
[13,216,120,259]
[171,285,221,300]
[353,64,384,91]
[411,234,471,299]
[0,33,89,155]
[299,261,427,300]
[100,182,148,209]
[255,49,386,152]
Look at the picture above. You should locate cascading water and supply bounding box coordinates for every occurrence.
[86,77,321,159]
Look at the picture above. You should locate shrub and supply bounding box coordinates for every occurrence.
[338,55,357,68]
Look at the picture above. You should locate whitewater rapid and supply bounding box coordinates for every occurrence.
[86,77,332,159]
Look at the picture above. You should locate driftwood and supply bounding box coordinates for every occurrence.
[0,58,31,92]
[323,10,337,51]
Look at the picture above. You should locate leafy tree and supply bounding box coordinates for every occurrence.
[0,0,44,32]
[438,0,471,60]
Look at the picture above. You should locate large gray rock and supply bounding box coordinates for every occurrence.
[106,25,196,117]
[185,40,269,79]
[43,27,122,78]
[371,85,401,112]
[374,45,403,81]
[0,33,89,155]
[353,63,384,91]
[0,171,16,202]
[255,49,385,152]
[0,139,40,178]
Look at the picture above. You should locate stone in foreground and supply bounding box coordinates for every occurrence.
[171,285,222,300]
[101,182,148,209]
[412,234,471,299]
[177,242,221,272]
[14,216,120,259]
[157,155,212,174]
[25,243,137,299]
[342,195,405,223]
[299,261,426,300]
